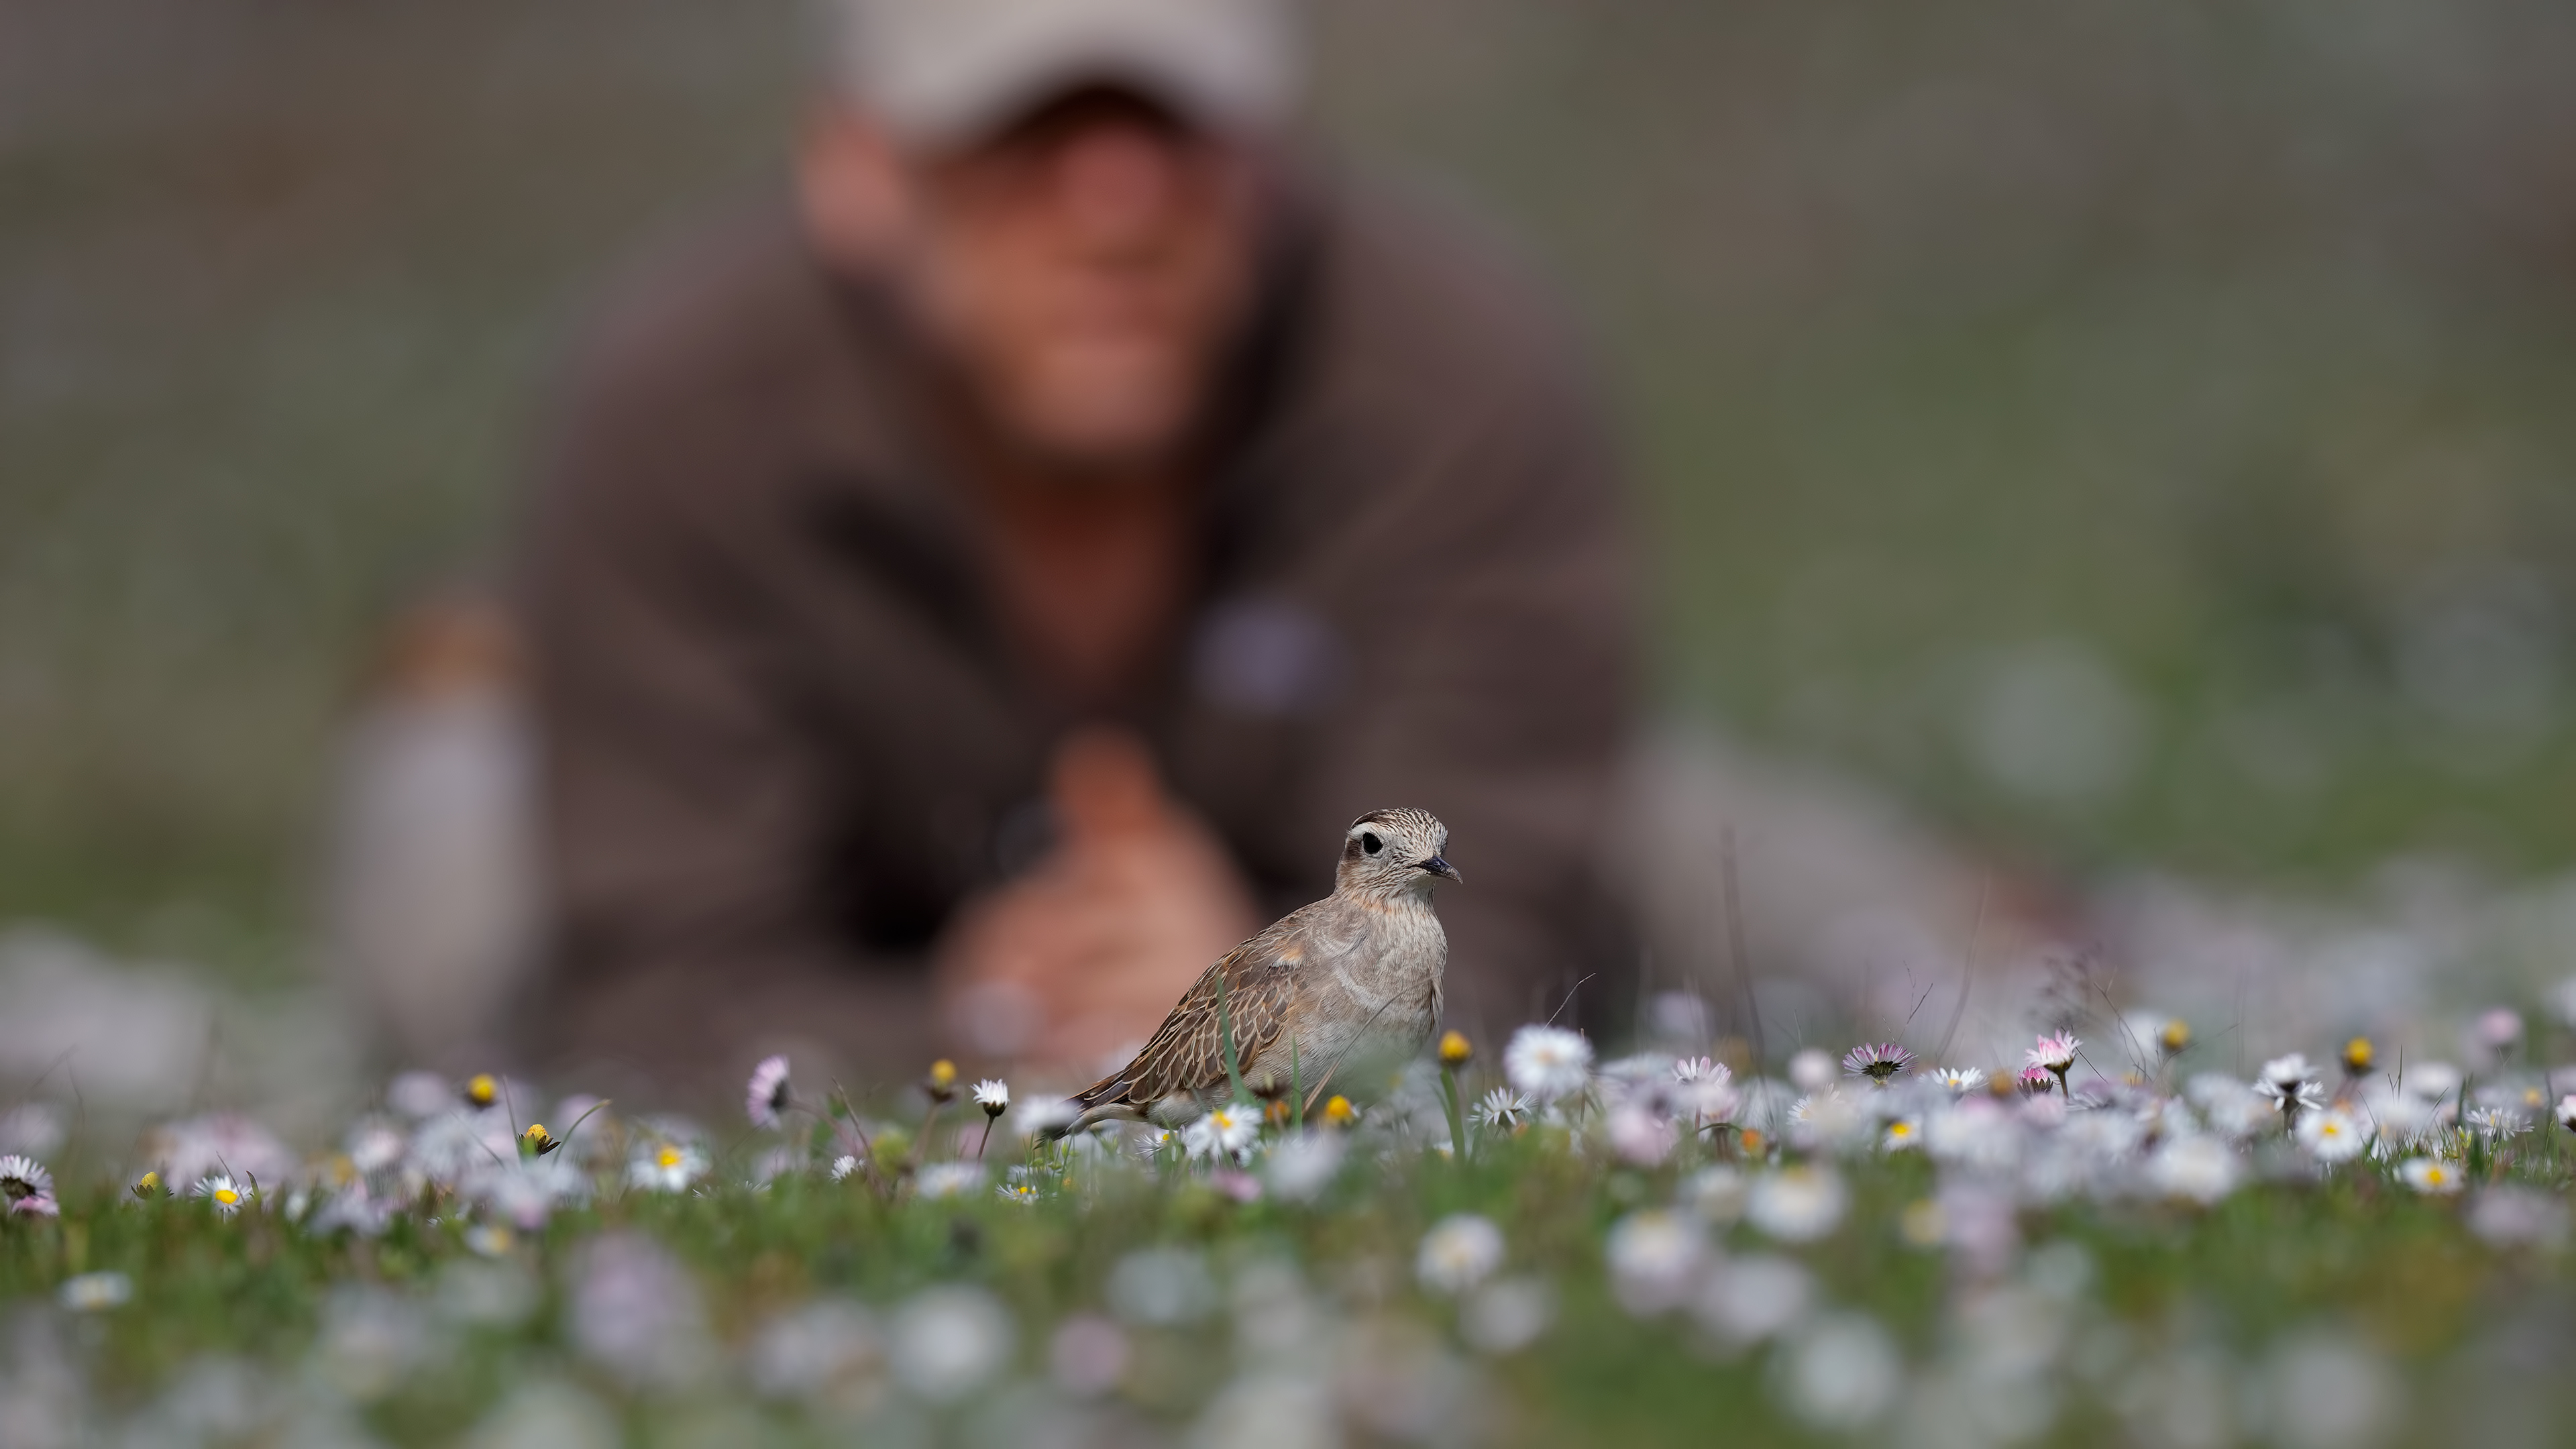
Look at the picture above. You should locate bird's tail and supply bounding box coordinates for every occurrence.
[1038,1100,1150,1140]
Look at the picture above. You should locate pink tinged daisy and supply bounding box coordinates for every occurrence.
[745,1055,792,1130]
[1607,1103,1678,1167]
[2400,1157,2464,1195]
[0,1155,56,1217]
[2017,1066,2055,1096]
[2025,1032,2080,1075]
[193,1173,250,1216]
[1841,1043,1915,1085]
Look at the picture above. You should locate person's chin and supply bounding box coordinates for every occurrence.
[1008,377,1199,476]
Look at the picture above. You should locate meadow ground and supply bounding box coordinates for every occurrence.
[3,1027,2573,1448]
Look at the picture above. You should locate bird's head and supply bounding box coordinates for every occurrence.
[1336,807,1458,900]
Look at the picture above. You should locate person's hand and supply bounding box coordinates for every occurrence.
[937,728,1259,1075]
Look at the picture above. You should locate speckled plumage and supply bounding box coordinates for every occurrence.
[1049,808,1459,1134]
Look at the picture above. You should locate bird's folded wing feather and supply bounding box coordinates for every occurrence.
[1076,908,1340,1109]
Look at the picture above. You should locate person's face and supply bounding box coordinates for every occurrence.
[802,91,1264,476]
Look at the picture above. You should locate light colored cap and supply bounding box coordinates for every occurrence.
[826,0,1301,149]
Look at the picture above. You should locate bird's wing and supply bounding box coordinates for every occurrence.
[1073,906,1339,1112]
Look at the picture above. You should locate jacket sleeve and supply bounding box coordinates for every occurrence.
[513,333,931,1093]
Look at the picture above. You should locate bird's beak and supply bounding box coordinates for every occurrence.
[1417,856,1461,883]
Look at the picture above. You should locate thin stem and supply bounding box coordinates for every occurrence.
[1216,973,1248,1106]
[1720,828,1769,1122]
[1440,1067,1468,1163]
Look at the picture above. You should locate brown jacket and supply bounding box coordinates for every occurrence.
[517,175,1637,1093]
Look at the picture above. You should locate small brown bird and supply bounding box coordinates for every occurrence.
[1047,808,1460,1135]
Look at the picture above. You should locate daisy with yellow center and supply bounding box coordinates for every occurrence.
[1882,1118,1922,1152]
[466,1073,498,1108]
[2401,1157,2463,1195]
[627,1138,707,1193]
[131,1171,162,1201]
[1439,1030,1473,1067]
[193,1174,249,1216]
[1322,1095,1356,1127]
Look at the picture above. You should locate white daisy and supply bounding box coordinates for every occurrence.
[193,1173,251,1216]
[1014,1096,1079,1140]
[626,1140,708,1193]
[1933,1067,1989,1097]
[830,1155,861,1181]
[2466,1106,2529,1140]
[1786,1049,1836,1093]
[2149,1133,2240,1205]
[2401,1157,2464,1195]
[1746,1165,1847,1242]
[1183,1105,1258,1162]
[973,1079,1010,1116]
[1263,1131,1346,1203]
[1475,1087,1534,1132]
[2294,1107,2367,1164]
[915,1163,987,1199]
[2404,1061,2465,1102]
[57,1272,132,1312]
[2253,1059,2325,1123]
[1605,1210,1706,1316]
[1417,1214,1506,1295]
[1505,1025,1595,1104]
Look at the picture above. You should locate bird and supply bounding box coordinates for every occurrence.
[1043,808,1460,1136]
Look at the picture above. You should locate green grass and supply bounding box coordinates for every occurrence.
[4,1104,2569,1446]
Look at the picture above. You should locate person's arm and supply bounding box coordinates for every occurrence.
[515,341,931,1093]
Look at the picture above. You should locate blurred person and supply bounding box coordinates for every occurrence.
[514,0,1635,1093]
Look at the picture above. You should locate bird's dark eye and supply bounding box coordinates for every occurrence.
[1361,832,1383,855]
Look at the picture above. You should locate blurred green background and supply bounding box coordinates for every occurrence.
[7,1,2576,977]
